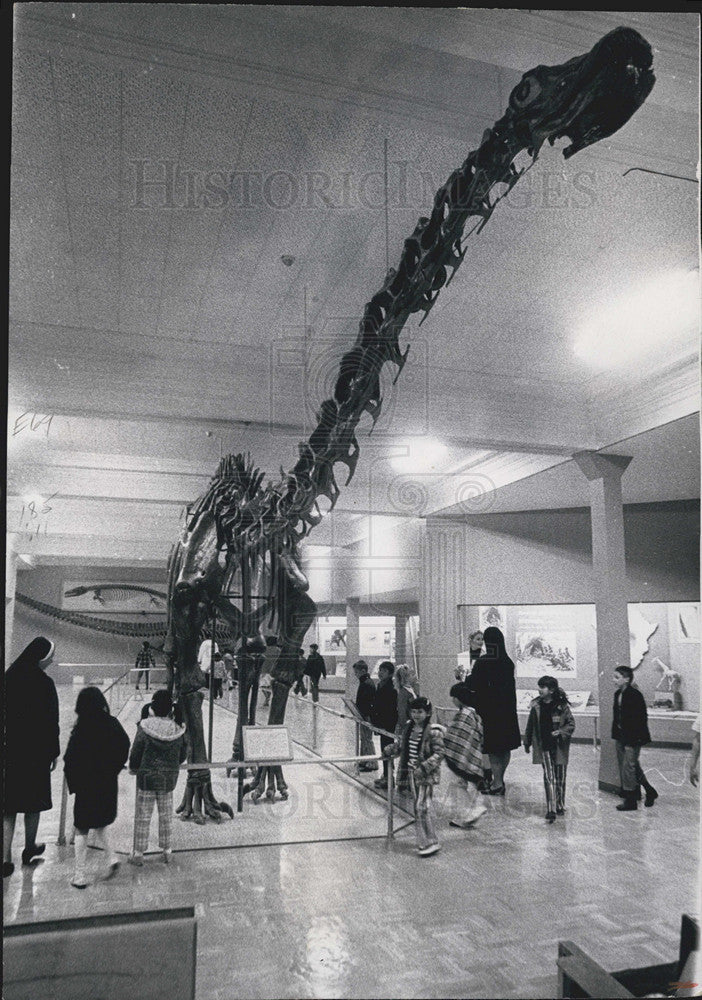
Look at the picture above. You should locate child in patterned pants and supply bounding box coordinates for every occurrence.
[128,690,186,864]
[523,676,575,824]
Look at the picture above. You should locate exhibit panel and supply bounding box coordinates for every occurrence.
[457,602,699,744]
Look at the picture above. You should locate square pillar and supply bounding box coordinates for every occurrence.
[394,613,408,664]
[419,519,465,711]
[345,598,360,698]
[574,451,632,792]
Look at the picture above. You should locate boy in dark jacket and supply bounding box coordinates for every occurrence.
[612,665,657,811]
[353,659,378,773]
[305,644,327,703]
[129,690,186,864]
[371,661,398,789]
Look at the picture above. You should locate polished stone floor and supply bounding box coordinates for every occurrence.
[3,685,699,999]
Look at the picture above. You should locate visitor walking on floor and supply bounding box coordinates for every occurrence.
[212,652,226,699]
[371,661,398,790]
[64,687,131,888]
[353,659,378,772]
[523,676,575,823]
[385,697,445,856]
[469,626,521,795]
[443,683,487,828]
[3,637,61,878]
[612,665,658,811]
[129,690,187,865]
[305,644,327,703]
[394,665,417,730]
[293,648,308,697]
[135,640,155,691]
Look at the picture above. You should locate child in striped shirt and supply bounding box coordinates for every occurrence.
[385,696,445,857]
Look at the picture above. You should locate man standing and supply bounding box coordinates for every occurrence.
[353,659,378,773]
[293,648,308,697]
[135,641,155,692]
[371,661,398,789]
[305,644,327,703]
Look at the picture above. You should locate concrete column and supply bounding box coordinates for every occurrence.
[394,613,408,664]
[574,451,632,792]
[419,519,465,711]
[345,598,360,698]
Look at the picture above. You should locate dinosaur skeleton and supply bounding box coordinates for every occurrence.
[166,27,655,819]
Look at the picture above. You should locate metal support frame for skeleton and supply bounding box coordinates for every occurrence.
[166,27,655,818]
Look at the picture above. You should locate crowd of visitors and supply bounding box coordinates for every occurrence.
[2,627,682,877]
[351,624,664,857]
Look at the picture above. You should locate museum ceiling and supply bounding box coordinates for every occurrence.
[7,6,700,570]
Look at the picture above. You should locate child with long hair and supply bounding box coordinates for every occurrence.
[385,696,445,856]
[523,676,575,823]
[63,686,130,887]
[444,683,487,828]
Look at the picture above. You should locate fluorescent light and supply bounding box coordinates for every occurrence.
[574,269,699,366]
[391,438,447,473]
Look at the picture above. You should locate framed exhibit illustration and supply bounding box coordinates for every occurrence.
[316,616,348,655]
[61,581,168,613]
[516,689,591,711]
[478,606,507,631]
[670,602,700,644]
[516,689,539,711]
[629,604,660,667]
[359,616,395,658]
[514,605,581,677]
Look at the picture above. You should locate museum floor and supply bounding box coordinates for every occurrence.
[3,686,699,999]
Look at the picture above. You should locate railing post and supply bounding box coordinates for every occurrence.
[57,775,69,846]
[386,761,394,841]
[312,700,318,751]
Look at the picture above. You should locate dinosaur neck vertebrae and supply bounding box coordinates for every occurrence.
[210,26,655,552]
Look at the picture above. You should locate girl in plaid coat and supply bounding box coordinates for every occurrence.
[443,683,487,829]
[523,675,575,823]
[385,696,445,857]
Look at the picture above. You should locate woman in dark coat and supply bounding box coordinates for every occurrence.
[64,686,130,888]
[3,636,60,878]
[469,626,521,795]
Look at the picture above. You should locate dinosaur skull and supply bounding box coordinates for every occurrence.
[507,26,655,158]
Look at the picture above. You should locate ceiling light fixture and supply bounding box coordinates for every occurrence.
[573,268,700,366]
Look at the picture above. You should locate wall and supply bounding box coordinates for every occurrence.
[420,500,700,712]
[458,600,700,711]
[12,565,168,682]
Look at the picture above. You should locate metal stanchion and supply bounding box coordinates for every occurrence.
[208,608,216,763]
[386,762,395,841]
[313,699,318,751]
[57,776,69,846]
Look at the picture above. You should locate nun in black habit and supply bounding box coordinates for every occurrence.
[3,636,61,877]
[469,626,521,794]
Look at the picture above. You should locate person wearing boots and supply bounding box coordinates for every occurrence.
[305,644,327,703]
[353,660,378,772]
[371,661,398,790]
[612,665,658,811]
